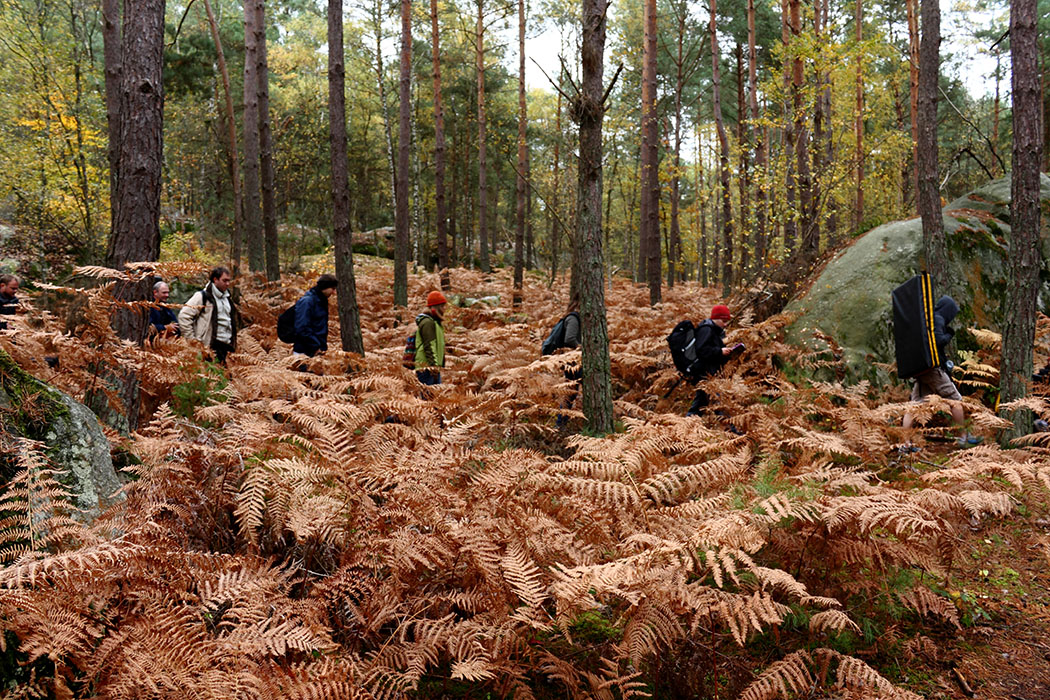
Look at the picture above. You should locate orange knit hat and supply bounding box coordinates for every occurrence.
[427,290,448,307]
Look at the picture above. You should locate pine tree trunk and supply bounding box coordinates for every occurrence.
[106,0,164,342]
[550,90,562,286]
[577,0,614,434]
[526,149,535,270]
[393,0,411,306]
[242,0,264,272]
[710,0,733,295]
[102,0,121,237]
[917,0,948,294]
[430,0,450,290]
[1000,0,1043,438]
[476,0,490,272]
[780,0,797,256]
[853,0,864,232]
[906,0,920,208]
[809,0,824,256]
[255,0,279,282]
[669,8,685,288]
[736,43,750,277]
[202,0,242,274]
[328,0,365,355]
[642,0,660,304]
[513,0,527,306]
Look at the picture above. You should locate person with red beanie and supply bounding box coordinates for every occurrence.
[413,290,448,385]
[686,304,738,416]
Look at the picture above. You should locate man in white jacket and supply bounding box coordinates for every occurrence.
[178,266,240,364]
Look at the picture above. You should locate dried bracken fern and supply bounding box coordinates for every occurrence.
[0,266,1043,698]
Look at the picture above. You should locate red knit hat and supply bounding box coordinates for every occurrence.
[427,290,448,307]
[711,304,731,320]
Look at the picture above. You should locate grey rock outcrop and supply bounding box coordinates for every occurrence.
[0,349,123,521]
[786,174,1050,381]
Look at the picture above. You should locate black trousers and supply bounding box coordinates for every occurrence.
[211,339,234,365]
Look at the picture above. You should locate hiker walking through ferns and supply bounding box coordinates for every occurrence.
[414,291,448,386]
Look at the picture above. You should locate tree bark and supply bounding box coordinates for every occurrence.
[710,0,733,295]
[104,0,164,356]
[102,0,121,236]
[747,0,767,269]
[917,0,948,294]
[780,0,797,256]
[550,89,562,286]
[526,148,535,270]
[372,0,397,217]
[906,0,920,208]
[513,0,527,306]
[242,0,264,272]
[790,0,813,256]
[255,0,279,282]
[202,0,243,274]
[853,0,864,232]
[736,43,750,276]
[668,3,686,288]
[476,0,490,272]
[328,0,365,355]
[642,0,660,303]
[394,0,412,306]
[576,0,614,434]
[1000,0,1043,438]
[430,0,450,290]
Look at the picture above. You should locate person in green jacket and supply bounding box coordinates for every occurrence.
[414,290,447,386]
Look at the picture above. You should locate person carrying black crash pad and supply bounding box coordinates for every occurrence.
[685,304,742,417]
[292,274,337,358]
[902,295,977,446]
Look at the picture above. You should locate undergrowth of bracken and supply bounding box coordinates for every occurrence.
[0,261,1048,699]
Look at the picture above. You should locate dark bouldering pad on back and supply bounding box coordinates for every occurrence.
[892,273,940,380]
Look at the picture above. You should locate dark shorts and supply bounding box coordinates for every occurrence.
[911,367,962,401]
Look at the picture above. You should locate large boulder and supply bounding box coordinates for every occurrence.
[786,174,1050,381]
[0,349,123,521]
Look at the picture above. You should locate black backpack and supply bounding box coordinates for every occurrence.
[542,312,579,355]
[667,320,706,379]
[276,305,296,343]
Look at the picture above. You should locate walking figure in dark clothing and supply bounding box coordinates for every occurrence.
[292,274,337,358]
[686,304,738,416]
[0,274,19,331]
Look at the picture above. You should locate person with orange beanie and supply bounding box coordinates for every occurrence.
[413,290,448,386]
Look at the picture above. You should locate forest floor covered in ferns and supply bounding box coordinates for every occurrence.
[1,261,1049,699]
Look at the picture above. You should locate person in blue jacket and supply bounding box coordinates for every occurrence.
[148,280,180,338]
[293,274,338,357]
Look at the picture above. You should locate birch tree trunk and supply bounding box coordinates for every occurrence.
[710,0,733,295]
